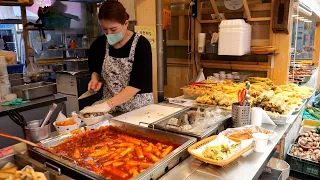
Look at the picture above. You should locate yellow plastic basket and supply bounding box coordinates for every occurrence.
[301,119,320,127]
[187,135,252,166]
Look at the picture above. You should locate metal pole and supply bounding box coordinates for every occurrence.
[156,0,164,102]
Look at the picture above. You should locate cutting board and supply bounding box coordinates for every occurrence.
[113,104,184,126]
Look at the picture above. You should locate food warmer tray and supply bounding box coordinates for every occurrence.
[150,107,232,140]
[292,99,307,114]
[268,109,294,125]
[11,82,57,100]
[306,90,316,103]
[0,152,72,180]
[28,119,197,180]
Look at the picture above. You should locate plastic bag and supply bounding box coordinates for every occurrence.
[26,57,42,82]
[55,111,67,122]
[0,56,11,100]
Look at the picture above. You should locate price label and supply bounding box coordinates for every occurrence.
[0,147,14,158]
[134,26,156,49]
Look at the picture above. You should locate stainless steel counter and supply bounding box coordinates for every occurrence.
[160,123,290,180]
[0,94,67,117]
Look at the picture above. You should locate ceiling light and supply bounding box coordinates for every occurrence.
[304,20,313,22]
[296,17,305,19]
[292,15,299,17]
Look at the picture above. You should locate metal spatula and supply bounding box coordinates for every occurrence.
[78,89,97,100]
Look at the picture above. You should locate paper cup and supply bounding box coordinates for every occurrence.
[252,133,269,153]
[251,107,262,126]
[198,33,206,53]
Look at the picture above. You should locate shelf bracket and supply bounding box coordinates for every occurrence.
[242,0,252,21]
[209,0,221,22]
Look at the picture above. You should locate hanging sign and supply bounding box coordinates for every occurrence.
[224,0,243,10]
[134,26,156,49]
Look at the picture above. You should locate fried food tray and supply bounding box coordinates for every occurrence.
[0,152,72,180]
[150,107,232,140]
[267,109,294,124]
[292,99,307,114]
[32,120,196,180]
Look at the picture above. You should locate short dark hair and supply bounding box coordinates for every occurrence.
[98,0,130,24]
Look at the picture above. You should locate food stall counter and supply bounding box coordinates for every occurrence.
[160,123,290,180]
[0,94,67,117]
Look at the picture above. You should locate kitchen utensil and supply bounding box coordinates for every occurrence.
[243,83,251,106]
[7,110,27,127]
[78,89,97,100]
[0,132,40,147]
[25,120,51,142]
[40,103,57,127]
[238,89,246,106]
[232,102,251,127]
[11,82,57,100]
[37,119,196,180]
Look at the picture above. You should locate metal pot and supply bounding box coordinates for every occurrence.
[24,120,51,142]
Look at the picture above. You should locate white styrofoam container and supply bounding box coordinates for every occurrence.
[218,19,252,56]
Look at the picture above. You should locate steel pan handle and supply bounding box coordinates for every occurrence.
[139,122,154,130]
[44,162,61,175]
[60,155,78,167]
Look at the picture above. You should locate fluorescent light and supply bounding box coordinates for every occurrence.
[292,15,299,17]
[304,20,313,22]
[296,16,305,19]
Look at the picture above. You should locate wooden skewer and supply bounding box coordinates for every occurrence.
[0,132,39,147]
[0,132,55,154]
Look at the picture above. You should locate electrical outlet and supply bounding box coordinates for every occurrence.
[191,0,197,17]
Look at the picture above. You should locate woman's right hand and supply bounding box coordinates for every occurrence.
[88,73,102,92]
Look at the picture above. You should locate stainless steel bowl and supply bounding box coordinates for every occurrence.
[24,120,51,142]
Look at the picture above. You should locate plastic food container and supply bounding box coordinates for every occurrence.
[79,114,107,126]
[301,119,320,127]
[218,19,251,56]
[267,158,290,180]
[252,133,269,153]
[53,117,81,134]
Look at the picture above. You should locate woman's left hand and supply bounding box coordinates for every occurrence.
[80,102,111,114]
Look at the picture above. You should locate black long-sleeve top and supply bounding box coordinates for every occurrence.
[88,34,152,94]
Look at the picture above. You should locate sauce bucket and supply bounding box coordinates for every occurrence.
[24,120,51,142]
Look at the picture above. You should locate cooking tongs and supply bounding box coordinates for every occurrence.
[7,110,27,128]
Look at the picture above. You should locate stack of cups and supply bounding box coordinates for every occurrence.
[219,71,226,80]
[252,133,269,153]
[226,73,233,80]
[232,72,240,80]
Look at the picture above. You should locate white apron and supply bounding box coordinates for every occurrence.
[101,34,154,113]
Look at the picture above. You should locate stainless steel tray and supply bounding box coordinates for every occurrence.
[292,99,307,114]
[0,153,71,180]
[268,109,294,125]
[11,82,57,100]
[150,107,231,140]
[10,78,24,87]
[8,73,23,80]
[32,119,196,180]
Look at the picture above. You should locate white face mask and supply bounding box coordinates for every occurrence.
[104,25,126,46]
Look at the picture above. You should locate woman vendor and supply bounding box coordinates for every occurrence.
[81,0,153,114]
